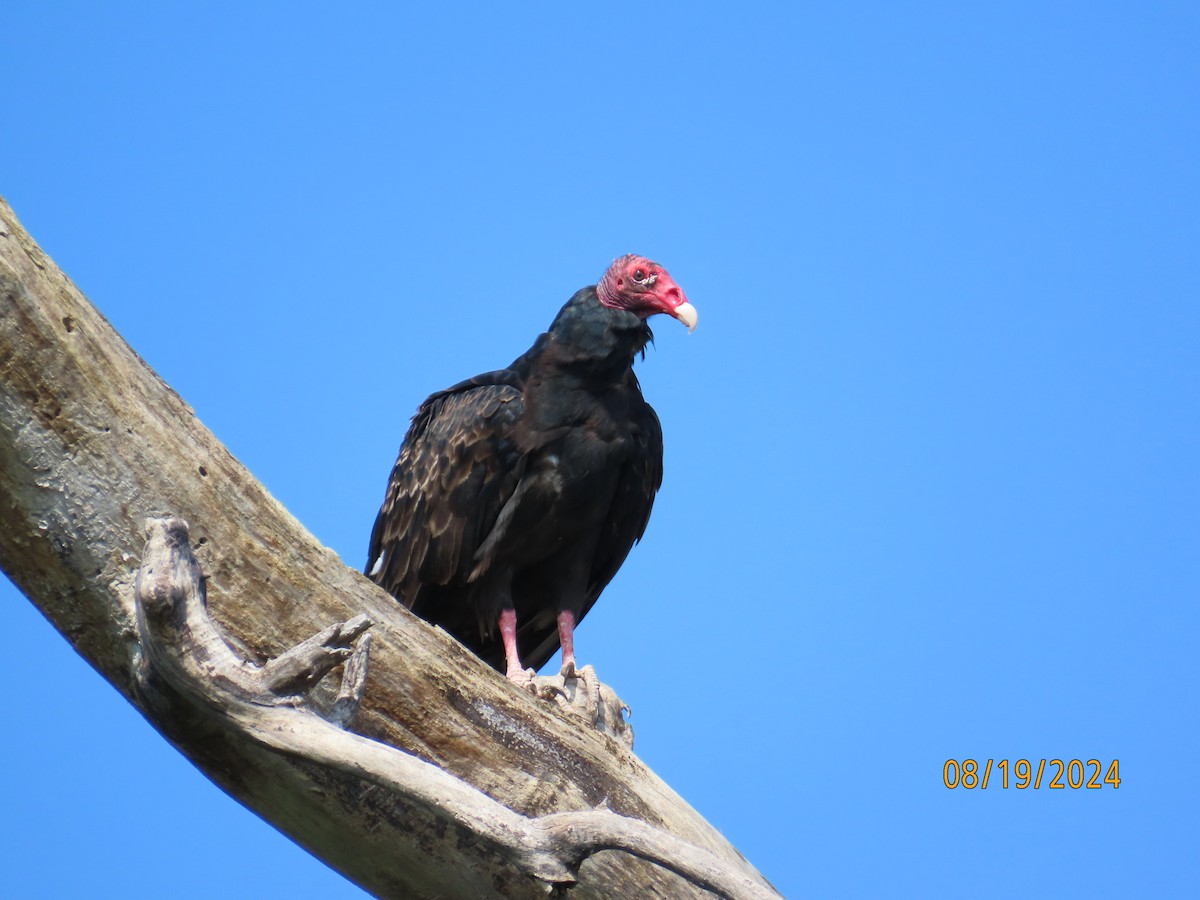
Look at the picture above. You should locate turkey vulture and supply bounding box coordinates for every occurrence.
[366,255,695,688]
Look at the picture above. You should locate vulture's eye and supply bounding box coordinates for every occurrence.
[633,268,648,282]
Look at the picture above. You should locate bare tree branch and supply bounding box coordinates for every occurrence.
[134,514,778,899]
[0,197,779,898]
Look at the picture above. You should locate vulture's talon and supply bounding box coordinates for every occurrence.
[505,667,540,695]
[536,677,569,701]
[574,664,602,724]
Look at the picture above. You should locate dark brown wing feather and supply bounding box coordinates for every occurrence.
[366,370,526,617]
[590,396,664,594]
[516,380,663,672]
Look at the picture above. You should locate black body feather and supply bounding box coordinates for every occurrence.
[366,286,664,672]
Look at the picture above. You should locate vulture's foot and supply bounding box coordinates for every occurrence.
[528,664,634,749]
[505,667,541,695]
[562,661,602,721]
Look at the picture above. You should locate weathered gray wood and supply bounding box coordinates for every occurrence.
[135,515,778,898]
[0,197,778,899]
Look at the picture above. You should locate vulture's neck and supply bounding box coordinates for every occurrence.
[545,288,650,373]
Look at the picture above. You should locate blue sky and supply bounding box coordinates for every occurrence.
[2,3,1197,897]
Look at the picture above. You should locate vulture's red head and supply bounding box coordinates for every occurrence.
[596,254,697,333]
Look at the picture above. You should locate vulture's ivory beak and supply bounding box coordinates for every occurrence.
[672,301,698,333]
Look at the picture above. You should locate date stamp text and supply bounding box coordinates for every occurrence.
[943,758,1121,789]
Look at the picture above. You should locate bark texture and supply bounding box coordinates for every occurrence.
[0,198,777,899]
[134,515,776,898]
